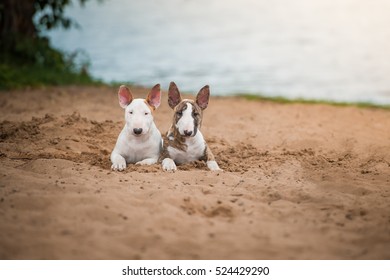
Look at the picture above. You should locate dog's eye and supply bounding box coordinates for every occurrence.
[193,112,199,117]
[144,112,149,115]
[129,111,133,114]
[176,111,182,117]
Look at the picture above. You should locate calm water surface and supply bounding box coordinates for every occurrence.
[47,0,390,104]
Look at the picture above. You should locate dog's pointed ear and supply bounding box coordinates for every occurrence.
[146,84,162,109]
[118,85,133,108]
[168,81,182,109]
[196,85,210,110]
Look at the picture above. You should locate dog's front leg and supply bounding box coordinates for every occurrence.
[111,152,127,171]
[205,146,222,171]
[207,160,221,171]
[136,157,158,165]
[162,158,177,172]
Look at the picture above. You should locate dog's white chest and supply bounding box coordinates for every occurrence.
[114,124,161,163]
[168,132,206,164]
[123,137,160,162]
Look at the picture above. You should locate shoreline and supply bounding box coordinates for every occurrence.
[108,81,390,109]
[237,93,390,110]
[5,83,389,110]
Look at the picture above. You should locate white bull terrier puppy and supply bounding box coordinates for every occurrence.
[111,84,162,171]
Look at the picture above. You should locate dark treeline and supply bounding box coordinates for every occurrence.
[0,0,98,89]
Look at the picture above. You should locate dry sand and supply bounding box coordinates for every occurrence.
[0,85,389,259]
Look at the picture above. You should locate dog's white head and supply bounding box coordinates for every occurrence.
[168,82,210,138]
[118,84,161,137]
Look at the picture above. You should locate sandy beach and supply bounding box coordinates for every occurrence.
[0,85,389,259]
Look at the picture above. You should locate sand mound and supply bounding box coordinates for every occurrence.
[0,86,389,259]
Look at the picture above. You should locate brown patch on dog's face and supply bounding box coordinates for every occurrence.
[189,101,203,136]
[173,101,187,126]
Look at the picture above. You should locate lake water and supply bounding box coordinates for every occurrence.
[47,0,390,104]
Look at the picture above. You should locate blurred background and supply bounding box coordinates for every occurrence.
[2,0,390,104]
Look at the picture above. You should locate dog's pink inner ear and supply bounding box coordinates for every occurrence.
[147,84,161,109]
[196,85,210,110]
[118,85,133,108]
[168,81,182,109]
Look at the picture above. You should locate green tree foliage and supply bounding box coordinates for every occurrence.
[0,0,98,89]
[35,0,89,31]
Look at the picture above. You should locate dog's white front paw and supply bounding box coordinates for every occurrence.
[162,158,177,172]
[207,160,222,171]
[136,158,158,165]
[111,158,127,171]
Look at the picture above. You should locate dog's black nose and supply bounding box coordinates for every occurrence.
[133,128,143,135]
[184,130,192,136]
